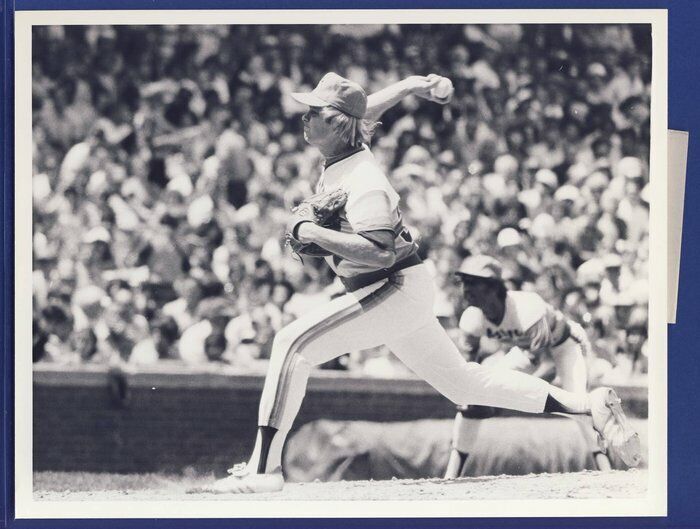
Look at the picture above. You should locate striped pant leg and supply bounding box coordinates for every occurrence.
[249,280,402,473]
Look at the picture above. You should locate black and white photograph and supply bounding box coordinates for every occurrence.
[15,9,667,519]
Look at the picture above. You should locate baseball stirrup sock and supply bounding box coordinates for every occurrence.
[256,425,278,474]
[457,451,469,474]
[544,388,590,414]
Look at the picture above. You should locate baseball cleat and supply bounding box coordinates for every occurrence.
[590,387,642,467]
[187,463,284,494]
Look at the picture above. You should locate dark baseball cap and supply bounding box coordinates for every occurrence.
[291,72,367,119]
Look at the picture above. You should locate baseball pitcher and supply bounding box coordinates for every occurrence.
[195,72,640,494]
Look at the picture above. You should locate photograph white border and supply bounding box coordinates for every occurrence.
[14,8,668,519]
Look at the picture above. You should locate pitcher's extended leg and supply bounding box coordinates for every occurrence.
[388,319,553,413]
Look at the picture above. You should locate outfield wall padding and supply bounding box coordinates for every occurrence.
[32,364,648,475]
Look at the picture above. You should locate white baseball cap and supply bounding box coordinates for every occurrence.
[497,227,522,248]
[83,226,111,244]
[617,156,644,179]
[482,172,507,199]
[613,292,635,307]
[167,174,194,197]
[74,286,108,309]
[531,213,556,239]
[577,258,604,285]
[586,171,609,190]
[455,255,503,280]
[603,253,623,269]
[641,183,650,203]
[535,168,558,189]
[494,154,519,176]
[567,163,590,185]
[587,62,608,77]
[554,185,580,203]
[187,195,214,227]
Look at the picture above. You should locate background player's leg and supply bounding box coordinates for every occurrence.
[551,339,588,393]
[444,349,532,479]
[595,451,613,471]
[551,339,612,470]
[444,451,468,479]
[444,411,483,479]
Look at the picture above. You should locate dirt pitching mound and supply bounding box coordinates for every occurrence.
[35,469,646,501]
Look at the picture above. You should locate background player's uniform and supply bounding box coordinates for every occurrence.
[459,291,590,392]
[248,146,554,475]
[452,290,594,457]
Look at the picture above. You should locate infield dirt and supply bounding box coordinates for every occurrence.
[35,468,646,501]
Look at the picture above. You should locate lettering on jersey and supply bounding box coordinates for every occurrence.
[486,328,524,342]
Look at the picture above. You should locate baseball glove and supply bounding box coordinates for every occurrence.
[285,187,348,259]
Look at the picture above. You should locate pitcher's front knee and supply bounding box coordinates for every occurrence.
[269,326,299,364]
[259,327,301,402]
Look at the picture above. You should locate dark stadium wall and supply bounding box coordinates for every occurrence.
[32,365,648,474]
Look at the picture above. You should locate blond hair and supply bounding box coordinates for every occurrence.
[320,106,380,148]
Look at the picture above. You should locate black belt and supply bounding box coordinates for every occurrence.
[339,253,422,292]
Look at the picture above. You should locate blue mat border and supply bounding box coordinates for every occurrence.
[3,1,696,527]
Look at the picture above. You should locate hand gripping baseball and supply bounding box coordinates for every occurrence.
[285,187,348,259]
[410,74,454,104]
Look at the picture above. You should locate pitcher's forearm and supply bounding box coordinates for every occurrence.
[297,223,396,268]
[365,75,448,121]
[365,79,414,122]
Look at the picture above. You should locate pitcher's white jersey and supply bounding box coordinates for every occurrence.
[316,146,418,278]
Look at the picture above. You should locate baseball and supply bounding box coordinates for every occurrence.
[431,77,453,99]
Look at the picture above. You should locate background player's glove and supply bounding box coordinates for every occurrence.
[285,187,348,259]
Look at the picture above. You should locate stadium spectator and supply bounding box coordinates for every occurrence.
[32,24,650,382]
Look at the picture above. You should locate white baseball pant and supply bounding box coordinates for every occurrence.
[247,263,551,474]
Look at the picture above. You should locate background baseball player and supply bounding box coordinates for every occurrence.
[444,255,616,479]
[196,72,641,494]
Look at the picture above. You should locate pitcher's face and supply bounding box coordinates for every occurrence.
[302,106,334,146]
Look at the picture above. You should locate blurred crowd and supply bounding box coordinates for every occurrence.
[32,24,651,383]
